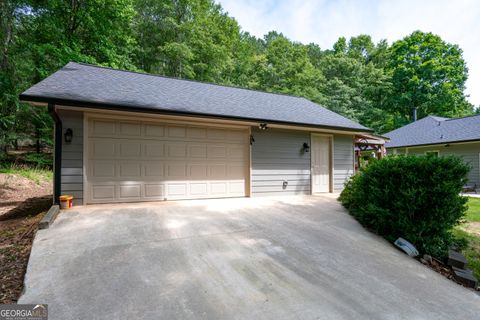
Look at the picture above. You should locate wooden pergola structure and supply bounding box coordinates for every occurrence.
[354,133,389,172]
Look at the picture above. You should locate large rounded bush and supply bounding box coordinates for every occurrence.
[339,155,469,259]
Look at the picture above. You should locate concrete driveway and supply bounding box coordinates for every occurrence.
[20,195,479,319]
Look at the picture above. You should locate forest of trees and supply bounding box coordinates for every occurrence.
[0,0,476,152]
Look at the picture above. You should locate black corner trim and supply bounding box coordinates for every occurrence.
[48,103,62,204]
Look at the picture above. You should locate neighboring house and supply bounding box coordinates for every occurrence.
[384,115,480,189]
[20,62,371,205]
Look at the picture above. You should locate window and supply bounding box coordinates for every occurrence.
[425,151,439,157]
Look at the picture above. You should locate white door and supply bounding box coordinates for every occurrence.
[311,135,331,193]
[86,116,249,203]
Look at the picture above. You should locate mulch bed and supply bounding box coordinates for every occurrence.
[0,212,45,303]
[419,256,479,291]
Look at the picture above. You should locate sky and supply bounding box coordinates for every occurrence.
[218,0,480,107]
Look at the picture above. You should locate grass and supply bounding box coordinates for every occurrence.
[464,197,480,222]
[0,163,53,184]
[454,197,480,280]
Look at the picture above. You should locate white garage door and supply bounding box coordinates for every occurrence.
[86,116,249,203]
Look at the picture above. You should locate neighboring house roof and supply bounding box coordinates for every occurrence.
[20,62,370,132]
[384,115,480,148]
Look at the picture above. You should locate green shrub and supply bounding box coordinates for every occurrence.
[24,153,52,168]
[339,155,469,259]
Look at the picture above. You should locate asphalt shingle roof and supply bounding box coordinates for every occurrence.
[384,115,480,148]
[20,62,369,131]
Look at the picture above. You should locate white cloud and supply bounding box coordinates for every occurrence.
[219,0,480,106]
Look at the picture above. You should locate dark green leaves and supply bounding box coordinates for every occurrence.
[339,155,470,259]
[387,31,473,123]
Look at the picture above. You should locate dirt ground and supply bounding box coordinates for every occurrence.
[0,213,45,303]
[0,173,51,303]
[0,173,52,217]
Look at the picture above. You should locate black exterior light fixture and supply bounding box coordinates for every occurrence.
[64,128,73,143]
[303,142,310,153]
[258,123,268,130]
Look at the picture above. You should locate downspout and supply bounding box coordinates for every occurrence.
[48,103,62,205]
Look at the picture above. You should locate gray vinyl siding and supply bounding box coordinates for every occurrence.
[251,128,311,196]
[58,110,84,205]
[333,134,354,191]
[389,148,407,155]
[395,143,480,187]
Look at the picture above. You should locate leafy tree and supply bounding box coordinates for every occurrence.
[333,37,347,54]
[347,35,375,62]
[133,0,240,82]
[1,0,137,154]
[316,36,393,132]
[259,34,324,102]
[230,32,265,88]
[1,1,476,151]
[387,31,473,125]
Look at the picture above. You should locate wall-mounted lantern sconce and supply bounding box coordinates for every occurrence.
[250,134,255,145]
[64,128,73,143]
[302,142,310,153]
[258,123,268,130]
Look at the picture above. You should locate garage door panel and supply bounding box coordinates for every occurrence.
[209,164,226,178]
[190,183,208,195]
[208,145,227,158]
[166,163,187,177]
[228,130,247,142]
[144,143,164,157]
[227,165,245,178]
[207,128,226,140]
[189,144,207,158]
[119,122,142,137]
[167,183,187,196]
[90,120,116,136]
[91,185,115,200]
[87,117,248,203]
[187,127,207,139]
[119,162,141,177]
[144,184,164,198]
[168,126,186,138]
[211,182,227,194]
[144,124,165,137]
[189,164,208,178]
[119,142,141,157]
[90,140,116,158]
[228,146,246,159]
[167,144,187,157]
[92,161,115,178]
[119,184,141,199]
[229,181,245,194]
[144,162,164,177]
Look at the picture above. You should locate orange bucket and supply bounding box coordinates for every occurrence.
[59,195,73,209]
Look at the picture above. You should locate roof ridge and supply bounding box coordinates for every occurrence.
[427,115,448,121]
[444,113,480,122]
[70,62,306,100]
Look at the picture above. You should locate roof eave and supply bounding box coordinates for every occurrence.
[20,94,373,133]
[386,138,480,149]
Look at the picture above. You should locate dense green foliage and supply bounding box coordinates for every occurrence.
[0,0,475,153]
[387,31,473,128]
[339,155,469,259]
